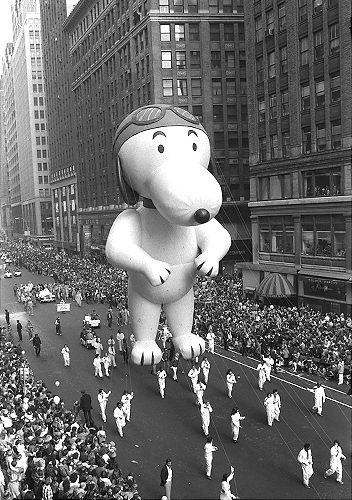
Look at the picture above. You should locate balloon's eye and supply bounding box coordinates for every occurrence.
[158,144,164,153]
[192,143,197,151]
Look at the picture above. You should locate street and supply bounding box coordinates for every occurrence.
[1,266,351,499]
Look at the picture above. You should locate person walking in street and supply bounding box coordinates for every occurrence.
[122,338,129,364]
[61,344,70,367]
[206,325,215,354]
[97,389,111,423]
[297,443,314,489]
[337,359,345,385]
[26,319,33,341]
[5,309,10,326]
[264,392,275,427]
[310,381,326,416]
[204,436,218,480]
[324,440,346,484]
[93,354,103,378]
[113,402,126,437]
[272,389,281,422]
[157,367,167,398]
[32,333,42,356]
[16,320,23,342]
[107,308,113,328]
[188,364,201,393]
[170,353,180,381]
[257,357,267,391]
[200,400,213,437]
[107,335,117,368]
[226,369,237,398]
[101,353,111,377]
[94,337,104,356]
[121,390,134,422]
[201,356,211,385]
[116,329,124,355]
[263,354,274,382]
[80,390,94,427]
[219,466,237,500]
[160,458,172,500]
[55,317,62,335]
[230,407,245,443]
[195,380,207,406]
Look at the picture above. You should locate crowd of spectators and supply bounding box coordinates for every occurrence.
[0,330,141,500]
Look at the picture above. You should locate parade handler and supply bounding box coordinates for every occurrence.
[106,105,231,365]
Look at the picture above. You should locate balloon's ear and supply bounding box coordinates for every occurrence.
[116,156,139,205]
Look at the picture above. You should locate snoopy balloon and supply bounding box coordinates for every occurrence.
[106,105,231,365]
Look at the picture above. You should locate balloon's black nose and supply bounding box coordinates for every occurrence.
[194,209,210,224]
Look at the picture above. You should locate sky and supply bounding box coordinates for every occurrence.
[0,0,14,70]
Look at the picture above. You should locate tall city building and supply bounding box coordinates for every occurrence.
[62,0,251,264]
[239,0,351,314]
[0,75,11,238]
[40,0,79,253]
[2,0,53,245]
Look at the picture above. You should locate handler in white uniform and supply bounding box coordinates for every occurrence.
[226,369,237,398]
[93,354,103,378]
[263,354,274,382]
[297,443,314,488]
[257,359,267,391]
[230,407,245,442]
[157,368,167,398]
[195,381,207,406]
[311,382,326,416]
[204,436,218,480]
[200,401,213,436]
[324,440,346,484]
[113,402,126,437]
[97,389,111,423]
[188,365,201,393]
[264,392,275,426]
[121,390,134,422]
[272,389,281,422]
[201,356,211,385]
[206,326,215,354]
[61,344,70,367]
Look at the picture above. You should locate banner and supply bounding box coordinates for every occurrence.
[57,303,70,312]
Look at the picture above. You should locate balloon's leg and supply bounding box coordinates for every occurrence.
[164,288,205,359]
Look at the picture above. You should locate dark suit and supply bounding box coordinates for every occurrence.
[80,393,93,426]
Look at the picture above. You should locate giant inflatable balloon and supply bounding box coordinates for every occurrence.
[106,104,231,365]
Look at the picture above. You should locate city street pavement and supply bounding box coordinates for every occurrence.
[1,266,351,499]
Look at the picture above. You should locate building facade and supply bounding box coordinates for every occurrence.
[63,0,251,264]
[2,0,53,245]
[240,0,351,314]
[40,0,79,252]
[0,75,12,239]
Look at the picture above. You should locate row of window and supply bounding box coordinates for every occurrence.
[38,176,49,184]
[159,0,243,14]
[298,0,338,22]
[160,22,244,43]
[161,77,245,98]
[255,2,287,42]
[54,199,76,214]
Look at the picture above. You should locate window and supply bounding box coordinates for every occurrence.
[259,178,270,200]
[258,98,266,122]
[281,91,289,116]
[175,24,185,41]
[226,78,236,95]
[300,37,310,66]
[302,126,311,154]
[301,84,310,111]
[160,25,171,41]
[189,23,200,41]
[282,132,290,157]
[331,120,341,149]
[299,0,308,21]
[278,3,286,31]
[329,24,339,55]
[177,79,188,96]
[36,137,40,145]
[214,131,225,149]
[227,105,237,123]
[259,137,267,161]
[269,94,277,119]
[211,51,221,69]
[260,224,270,251]
[213,105,223,122]
[38,176,43,184]
[315,79,325,107]
[174,0,184,13]
[257,56,264,83]
[223,0,235,13]
[192,105,203,122]
[313,0,323,14]
[255,16,263,42]
[212,79,222,95]
[225,51,235,68]
[280,46,287,74]
[175,51,186,69]
[270,134,279,158]
[188,0,198,13]
[316,217,331,257]
[268,51,275,79]
[316,123,326,151]
[190,51,200,69]
[191,78,202,96]
[330,73,340,103]
[333,216,346,257]
[37,163,42,171]
[161,51,172,68]
[210,23,220,41]
[159,0,170,13]
[228,131,238,149]
[162,79,173,96]
[314,30,323,60]
[224,24,234,41]
[209,0,219,13]
[266,9,274,31]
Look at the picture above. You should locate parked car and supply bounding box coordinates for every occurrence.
[13,269,22,277]
[37,288,55,303]
[4,270,12,278]
[83,313,101,328]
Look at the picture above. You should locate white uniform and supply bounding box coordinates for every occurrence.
[157,369,167,398]
[257,363,266,390]
[264,394,275,426]
[113,405,126,437]
[121,392,134,422]
[201,358,211,385]
[97,390,111,422]
[101,355,111,377]
[231,411,245,442]
[206,329,215,354]
[204,441,217,478]
[116,331,124,353]
[188,367,200,392]
[312,385,326,415]
[200,402,212,436]
[61,346,70,366]
[263,356,274,382]
[226,372,237,398]
[195,381,206,405]
[297,447,314,487]
[93,355,103,378]
[107,339,117,367]
[324,443,346,483]
[272,392,281,421]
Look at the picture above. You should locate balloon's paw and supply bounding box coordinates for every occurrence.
[173,334,205,359]
[131,341,162,366]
